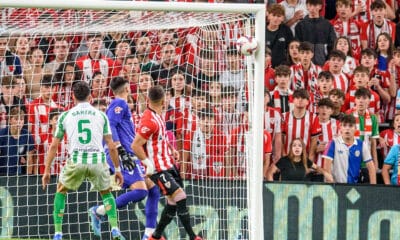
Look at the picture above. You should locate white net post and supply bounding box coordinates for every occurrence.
[0,1,265,239]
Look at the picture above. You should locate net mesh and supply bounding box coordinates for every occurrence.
[0,7,258,240]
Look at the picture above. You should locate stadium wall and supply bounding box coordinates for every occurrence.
[0,177,398,239]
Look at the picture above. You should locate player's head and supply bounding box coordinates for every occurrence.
[72,81,91,102]
[148,85,165,106]
[110,76,129,95]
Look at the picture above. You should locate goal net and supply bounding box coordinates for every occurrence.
[0,1,265,239]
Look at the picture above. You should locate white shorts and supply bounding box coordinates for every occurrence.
[59,160,111,191]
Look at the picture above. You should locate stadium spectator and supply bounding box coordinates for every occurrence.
[290,42,322,94]
[346,87,379,182]
[379,113,400,161]
[332,36,357,75]
[24,48,52,100]
[27,75,62,174]
[41,81,124,240]
[132,72,153,116]
[309,98,339,181]
[271,65,293,114]
[12,35,30,71]
[327,50,349,93]
[92,98,108,112]
[329,88,346,120]
[76,32,116,84]
[131,85,203,240]
[191,49,219,91]
[267,138,332,182]
[0,33,22,79]
[136,36,156,72]
[0,107,34,175]
[215,86,242,136]
[112,40,132,76]
[316,71,334,100]
[375,32,394,71]
[283,39,300,66]
[90,71,110,102]
[266,4,294,67]
[0,76,27,129]
[265,47,276,91]
[323,114,377,184]
[43,37,70,74]
[118,55,140,94]
[149,42,180,88]
[360,0,396,50]
[52,62,81,109]
[295,0,336,66]
[280,0,308,35]
[219,46,245,90]
[13,75,30,106]
[72,32,114,61]
[331,0,362,61]
[282,88,316,155]
[264,90,283,163]
[208,81,222,109]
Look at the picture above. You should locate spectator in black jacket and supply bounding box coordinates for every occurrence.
[266,4,294,67]
[295,0,336,66]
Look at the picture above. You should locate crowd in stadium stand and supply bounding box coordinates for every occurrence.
[2,0,400,185]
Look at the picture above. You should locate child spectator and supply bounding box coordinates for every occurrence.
[284,40,301,66]
[344,66,380,116]
[0,107,34,175]
[290,41,321,95]
[272,65,293,114]
[13,75,30,106]
[215,86,241,136]
[118,55,140,94]
[266,4,294,68]
[208,81,222,109]
[331,0,362,61]
[132,72,153,116]
[375,32,394,71]
[90,71,110,102]
[316,71,334,99]
[309,98,339,181]
[264,90,283,163]
[42,109,67,175]
[323,114,376,184]
[0,76,27,129]
[112,40,132,76]
[380,113,400,160]
[219,46,245,90]
[333,36,357,75]
[329,88,346,120]
[0,33,22,79]
[346,87,379,181]
[360,0,396,50]
[295,0,336,66]
[282,88,317,155]
[326,50,349,93]
[267,138,333,182]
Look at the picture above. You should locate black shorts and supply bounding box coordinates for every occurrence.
[150,167,183,196]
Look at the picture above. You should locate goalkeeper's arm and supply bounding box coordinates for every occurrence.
[115,141,136,171]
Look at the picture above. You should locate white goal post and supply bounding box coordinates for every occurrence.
[0,0,265,239]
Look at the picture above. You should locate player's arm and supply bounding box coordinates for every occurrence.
[42,137,61,190]
[132,134,154,176]
[381,164,392,185]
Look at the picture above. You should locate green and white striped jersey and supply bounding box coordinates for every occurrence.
[54,102,111,164]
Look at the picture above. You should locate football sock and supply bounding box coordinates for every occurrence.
[176,198,196,240]
[115,189,148,209]
[152,204,176,239]
[53,192,66,233]
[101,192,118,229]
[145,186,160,229]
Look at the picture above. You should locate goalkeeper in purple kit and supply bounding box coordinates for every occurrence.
[89,77,160,240]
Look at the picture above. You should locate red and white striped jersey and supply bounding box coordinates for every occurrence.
[380,129,400,158]
[264,107,282,137]
[344,86,380,114]
[270,87,294,114]
[220,21,244,46]
[282,110,316,154]
[311,118,340,167]
[76,55,116,83]
[42,133,68,175]
[332,73,349,93]
[136,108,175,172]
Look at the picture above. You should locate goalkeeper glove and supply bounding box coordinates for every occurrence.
[142,158,155,176]
[117,145,136,171]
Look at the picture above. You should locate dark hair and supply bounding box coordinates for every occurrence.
[199,49,215,59]
[370,0,386,10]
[317,98,334,108]
[329,89,345,99]
[226,45,238,55]
[86,32,103,40]
[54,62,81,86]
[148,85,165,103]
[318,71,334,80]
[191,88,208,98]
[221,86,237,98]
[288,138,309,171]
[275,65,291,77]
[92,98,108,107]
[341,114,356,125]
[361,48,377,58]
[198,107,215,119]
[334,36,353,57]
[8,106,25,121]
[336,0,351,7]
[1,75,14,87]
[41,74,54,87]
[353,65,370,75]
[268,3,285,16]
[49,108,62,121]
[375,32,394,58]
[298,41,314,52]
[354,87,371,99]
[110,76,129,93]
[293,88,310,99]
[329,49,346,61]
[73,81,91,101]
